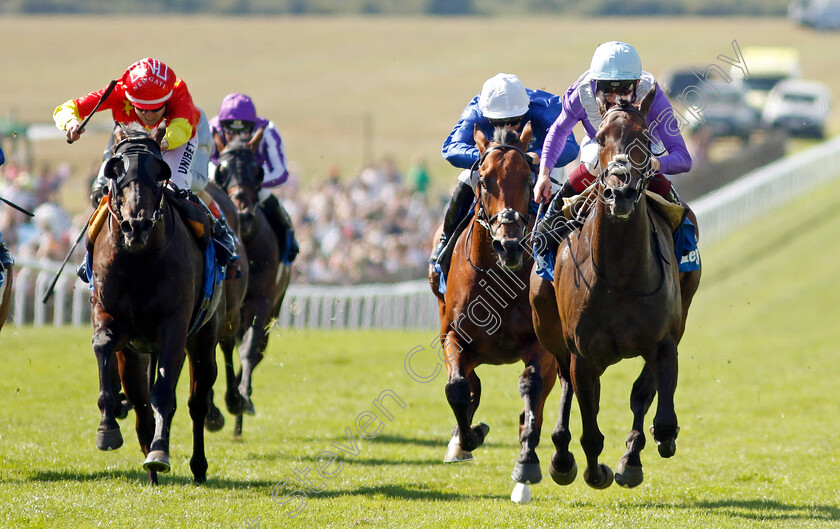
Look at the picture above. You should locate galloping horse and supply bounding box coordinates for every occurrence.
[429,123,561,498]
[90,125,233,483]
[530,87,702,490]
[211,139,292,436]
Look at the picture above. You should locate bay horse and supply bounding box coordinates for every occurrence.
[211,138,292,437]
[530,87,702,490]
[429,122,562,500]
[90,125,235,483]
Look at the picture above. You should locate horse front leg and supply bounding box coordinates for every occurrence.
[511,348,556,485]
[92,309,128,451]
[117,350,157,484]
[616,364,655,488]
[571,355,613,489]
[442,333,488,462]
[143,334,187,476]
[204,333,236,433]
[650,339,680,459]
[236,311,271,416]
[187,330,219,484]
[548,353,578,486]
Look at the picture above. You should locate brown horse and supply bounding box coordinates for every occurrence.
[90,126,236,484]
[530,88,702,490]
[211,139,292,437]
[429,122,561,498]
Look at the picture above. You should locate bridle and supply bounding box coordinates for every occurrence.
[473,144,534,238]
[597,104,656,205]
[107,138,167,231]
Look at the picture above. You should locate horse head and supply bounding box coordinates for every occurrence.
[214,138,264,236]
[594,86,657,219]
[103,124,169,251]
[473,121,534,270]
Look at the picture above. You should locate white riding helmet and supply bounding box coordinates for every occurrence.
[589,41,642,81]
[478,73,530,120]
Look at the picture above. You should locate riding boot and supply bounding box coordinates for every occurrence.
[260,194,299,263]
[0,235,14,285]
[193,194,241,278]
[429,180,475,265]
[534,181,577,256]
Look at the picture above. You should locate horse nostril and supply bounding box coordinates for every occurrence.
[603,188,614,201]
[492,239,505,254]
[120,220,132,234]
[141,219,153,231]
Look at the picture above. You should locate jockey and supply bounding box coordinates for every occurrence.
[534,41,692,238]
[430,73,580,266]
[0,145,13,283]
[208,93,299,262]
[53,57,239,270]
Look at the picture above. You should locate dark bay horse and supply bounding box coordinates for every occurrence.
[429,122,562,500]
[90,126,234,483]
[211,139,292,437]
[530,88,702,490]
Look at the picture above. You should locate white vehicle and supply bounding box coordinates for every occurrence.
[762,79,832,139]
[732,47,800,113]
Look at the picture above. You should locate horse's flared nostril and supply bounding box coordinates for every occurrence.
[120,220,132,234]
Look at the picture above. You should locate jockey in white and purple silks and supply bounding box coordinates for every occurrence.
[208,93,298,262]
[534,41,692,210]
[429,73,580,266]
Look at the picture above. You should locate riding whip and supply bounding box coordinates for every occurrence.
[66,80,118,144]
[41,208,96,304]
[0,197,34,217]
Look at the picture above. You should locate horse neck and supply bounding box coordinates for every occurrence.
[590,193,658,289]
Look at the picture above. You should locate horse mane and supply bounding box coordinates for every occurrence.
[223,137,249,152]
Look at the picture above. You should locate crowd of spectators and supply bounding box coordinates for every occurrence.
[277,156,443,285]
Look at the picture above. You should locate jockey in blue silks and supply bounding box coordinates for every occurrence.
[430,73,580,266]
[0,145,14,283]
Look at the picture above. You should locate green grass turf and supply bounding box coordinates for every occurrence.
[1,181,840,527]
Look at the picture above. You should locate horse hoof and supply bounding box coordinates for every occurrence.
[511,462,542,484]
[114,395,132,420]
[472,422,490,446]
[204,406,225,432]
[143,450,171,473]
[443,434,474,463]
[549,458,577,486]
[615,463,644,488]
[657,438,677,458]
[584,463,613,490]
[243,396,256,416]
[96,427,123,451]
[510,482,531,504]
[225,392,246,415]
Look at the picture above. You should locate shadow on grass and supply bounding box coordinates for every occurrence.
[692,499,840,522]
[311,483,505,502]
[28,469,279,489]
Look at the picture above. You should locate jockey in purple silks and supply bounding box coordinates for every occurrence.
[209,93,298,262]
[0,145,13,283]
[534,41,693,239]
[430,73,580,266]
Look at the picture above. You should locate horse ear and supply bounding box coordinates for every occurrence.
[596,91,608,117]
[474,124,489,154]
[639,83,657,118]
[103,156,124,180]
[155,159,171,182]
[519,121,533,149]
